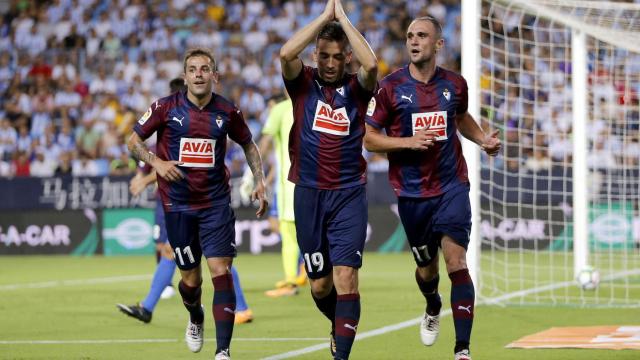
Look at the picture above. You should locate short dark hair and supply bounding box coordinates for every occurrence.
[413,15,443,37]
[169,78,186,93]
[183,47,217,72]
[316,22,348,45]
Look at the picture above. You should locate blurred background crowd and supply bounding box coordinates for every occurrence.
[0,0,637,190]
[0,0,462,178]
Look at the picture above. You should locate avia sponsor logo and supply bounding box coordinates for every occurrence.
[411,111,447,141]
[102,218,152,249]
[0,225,71,247]
[480,218,546,241]
[179,137,215,168]
[312,100,350,136]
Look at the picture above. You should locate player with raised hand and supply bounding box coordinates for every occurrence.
[280,0,377,358]
[364,16,500,360]
[127,48,268,360]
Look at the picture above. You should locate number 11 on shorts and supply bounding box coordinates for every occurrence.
[175,246,195,266]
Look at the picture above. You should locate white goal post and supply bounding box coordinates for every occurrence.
[463,0,640,307]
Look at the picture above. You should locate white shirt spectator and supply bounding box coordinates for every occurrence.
[30,153,57,177]
[0,161,11,177]
[89,74,117,95]
[0,120,17,159]
[54,89,82,108]
[16,27,47,57]
[72,158,100,177]
[52,63,77,81]
[243,28,269,54]
[239,90,265,117]
[241,60,263,85]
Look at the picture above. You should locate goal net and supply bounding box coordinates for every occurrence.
[470,0,640,307]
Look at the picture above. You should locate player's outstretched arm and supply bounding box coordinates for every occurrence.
[364,124,437,153]
[127,132,184,182]
[334,0,377,91]
[455,112,501,156]
[129,169,157,196]
[280,0,335,80]
[241,141,269,218]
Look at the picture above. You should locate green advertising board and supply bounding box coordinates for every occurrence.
[551,201,635,250]
[102,208,155,256]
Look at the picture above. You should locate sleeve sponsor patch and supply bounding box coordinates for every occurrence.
[138,107,152,125]
[366,97,376,117]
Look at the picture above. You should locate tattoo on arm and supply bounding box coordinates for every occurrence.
[129,136,156,165]
[243,142,265,182]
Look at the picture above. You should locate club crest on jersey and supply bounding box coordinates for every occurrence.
[443,88,451,101]
[412,111,447,141]
[336,86,345,96]
[138,107,152,125]
[179,138,215,168]
[216,115,223,128]
[312,100,350,136]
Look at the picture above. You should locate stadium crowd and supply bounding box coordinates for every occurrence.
[0,0,463,178]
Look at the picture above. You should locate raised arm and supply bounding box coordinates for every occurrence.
[455,112,501,156]
[241,141,269,218]
[279,0,335,80]
[334,0,377,91]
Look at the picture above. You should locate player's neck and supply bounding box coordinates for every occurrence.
[408,61,437,84]
[186,91,213,109]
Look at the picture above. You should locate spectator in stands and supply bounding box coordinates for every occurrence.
[0,118,17,161]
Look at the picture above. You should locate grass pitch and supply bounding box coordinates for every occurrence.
[1,253,638,359]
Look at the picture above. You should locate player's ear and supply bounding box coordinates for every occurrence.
[435,38,445,52]
[312,48,318,63]
[345,51,352,65]
[212,71,219,84]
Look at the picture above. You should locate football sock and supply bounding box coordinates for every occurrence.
[230,266,248,311]
[312,286,337,330]
[415,270,441,316]
[334,293,360,360]
[141,257,175,312]
[449,269,474,351]
[212,273,236,353]
[178,279,204,324]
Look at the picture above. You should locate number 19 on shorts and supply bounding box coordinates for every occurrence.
[304,252,324,273]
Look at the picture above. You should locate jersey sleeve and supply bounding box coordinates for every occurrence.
[133,100,167,140]
[350,72,376,102]
[365,85,392,129]
[456,76,469,115]
[261,101,283,136]
[228,108,253,146]
[283,65,312,103]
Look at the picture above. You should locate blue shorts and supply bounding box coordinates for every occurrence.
[294,185,367,279]
[164,204,236,270]
[154,200,168,244]
[398,183,471,267]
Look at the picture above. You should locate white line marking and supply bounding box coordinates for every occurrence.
[262,269,640,359]
[0,338,326,345]
[0,274,152,291]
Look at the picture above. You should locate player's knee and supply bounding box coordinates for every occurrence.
[333,266,358,293]
[417,262,439,280]
[310,276,334,297]
[444,256,467,273]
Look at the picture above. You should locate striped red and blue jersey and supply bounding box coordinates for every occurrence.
[134,91,252,211]
[284,65,372,190]
[365,65,469,198]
